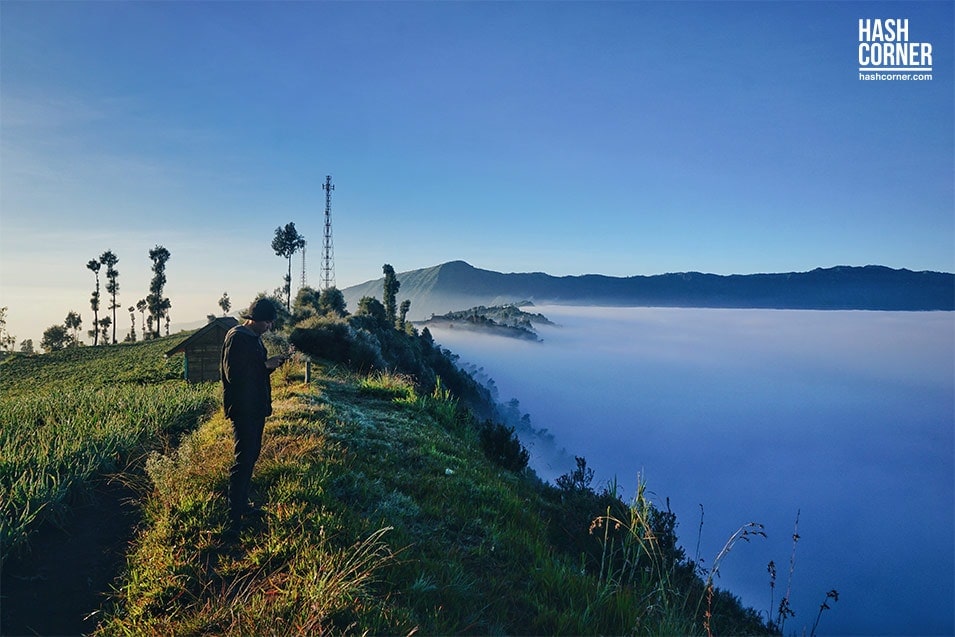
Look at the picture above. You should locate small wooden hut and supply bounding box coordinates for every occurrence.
[165,316,239,383]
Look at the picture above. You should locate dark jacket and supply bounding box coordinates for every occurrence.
[220,325,273,421]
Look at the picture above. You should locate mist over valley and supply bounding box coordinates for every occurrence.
[427,306,954,636]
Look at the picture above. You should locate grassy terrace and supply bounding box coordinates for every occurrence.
[0,337,217,562]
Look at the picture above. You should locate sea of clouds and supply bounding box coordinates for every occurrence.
[429,306,954,636]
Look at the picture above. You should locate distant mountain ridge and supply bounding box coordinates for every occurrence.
[342,260,955,319]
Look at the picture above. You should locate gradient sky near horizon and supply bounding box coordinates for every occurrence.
[2,1,953,345]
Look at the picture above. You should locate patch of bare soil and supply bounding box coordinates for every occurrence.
[1,480,140,637]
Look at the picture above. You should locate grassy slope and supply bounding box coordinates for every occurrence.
[96,369,652,635]
[3,338,769,635]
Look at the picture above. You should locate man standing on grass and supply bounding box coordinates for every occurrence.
[220,298,285,530]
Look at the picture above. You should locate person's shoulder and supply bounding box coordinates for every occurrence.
[225,325,257,341]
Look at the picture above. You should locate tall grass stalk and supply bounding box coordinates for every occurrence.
[699,521,766,637]
[809,589,839,637]
[775,509,800,633]
[416,376,461,429]
[588,477,689,633]
[767,559,777,626]
[589,476,769,635]
[357,371,417,401]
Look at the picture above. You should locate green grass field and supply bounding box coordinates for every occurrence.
[0,337,218,562]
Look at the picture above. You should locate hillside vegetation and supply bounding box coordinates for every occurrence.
[417,304,552,341]
[1,295,774,635]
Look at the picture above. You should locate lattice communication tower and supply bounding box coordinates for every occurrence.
[321,175,335,290]
[300,242,307,289]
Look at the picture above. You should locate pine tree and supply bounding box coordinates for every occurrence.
[382,264,400,327]
[99,316,112,345]
[136,299,148,339]
[399,299,412,331]
[0,307,15,352]
[218,292,231,316]
[271,222,306,310]
[146,245,171,338]
[126,306,137,342]
[100,250,120,344]
[64,311,83,346]
[86,259,102,345]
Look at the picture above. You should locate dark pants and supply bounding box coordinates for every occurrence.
[229,415,265,522]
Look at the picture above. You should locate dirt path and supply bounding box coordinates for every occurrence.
[1,480,139,636]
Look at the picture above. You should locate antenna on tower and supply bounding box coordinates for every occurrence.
[300,241,307,289]
[321,175,335,291]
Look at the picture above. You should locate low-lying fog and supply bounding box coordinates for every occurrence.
[428,306,954,636]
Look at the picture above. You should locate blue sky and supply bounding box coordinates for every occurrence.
[1,1,952,345]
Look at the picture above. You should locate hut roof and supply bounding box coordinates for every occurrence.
[164,316,239,357]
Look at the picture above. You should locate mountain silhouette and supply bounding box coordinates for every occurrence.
[342,260,955,319]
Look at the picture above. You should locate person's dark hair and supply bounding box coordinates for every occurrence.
[242,298,277,322]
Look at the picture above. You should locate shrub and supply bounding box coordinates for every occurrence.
[478,420,529,473]
[555,455,595,494]
[346,328,385,372]
[290,317,352,363]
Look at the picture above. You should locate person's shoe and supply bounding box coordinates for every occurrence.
[222,519,242,543]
